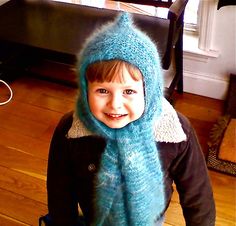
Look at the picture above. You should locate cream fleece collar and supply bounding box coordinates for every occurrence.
[67,98,186,143]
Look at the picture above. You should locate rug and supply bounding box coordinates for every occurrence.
[207,74,236,177]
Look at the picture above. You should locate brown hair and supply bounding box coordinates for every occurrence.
[86,60,142,83]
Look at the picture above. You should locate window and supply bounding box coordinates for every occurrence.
[184,0,219,61]
[125,0,201,33]
[184,0,200,32]
[53,0,200,32]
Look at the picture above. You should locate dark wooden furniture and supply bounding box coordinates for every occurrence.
[218,0,236,9]
[0,0,188,100]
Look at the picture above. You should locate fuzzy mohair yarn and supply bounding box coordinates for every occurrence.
[76,12,166,225]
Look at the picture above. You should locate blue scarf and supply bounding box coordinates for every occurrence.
[76,13,166,225]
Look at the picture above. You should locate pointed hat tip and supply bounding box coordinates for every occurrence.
[116,12,133,26]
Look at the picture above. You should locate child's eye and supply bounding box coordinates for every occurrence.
[124,89,136,95]
[97,88,108,94]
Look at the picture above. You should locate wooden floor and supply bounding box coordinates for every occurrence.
[0,75,235,226]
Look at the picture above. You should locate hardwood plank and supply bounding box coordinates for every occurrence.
[32,93,75,113]
[0,213,29,226]
[0,128,49,160]
[1,101,63,125]
[174,101,223,122]
[0,112,50,139]
[9,79,76,115]
[0,100,64,142]
[0,188,47,226]
[187,118,215,156]
[0,144,47,176]
[215,217,236,226]
[209,171,236,222]
[174,92,224,156]
[0,165,46,204]
[173,92,224,112]
[10,77,77,104]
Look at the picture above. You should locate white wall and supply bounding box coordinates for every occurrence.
[212,6,236,76]
[183,5,236,100]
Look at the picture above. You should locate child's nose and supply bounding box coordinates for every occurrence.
[108,94,122,109]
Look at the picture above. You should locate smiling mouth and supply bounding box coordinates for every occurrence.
[105,113,127,119]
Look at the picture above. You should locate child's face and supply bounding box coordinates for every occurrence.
[87,66,145,129]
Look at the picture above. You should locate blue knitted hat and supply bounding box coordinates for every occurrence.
[76,12,165,225]
[77,12,163,136]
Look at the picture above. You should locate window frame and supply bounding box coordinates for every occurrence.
[183,0,219,62]
[198,0,218,52]
[183,0,200,33]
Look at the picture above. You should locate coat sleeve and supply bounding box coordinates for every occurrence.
[47,112,79,226]
[171,114,216,226]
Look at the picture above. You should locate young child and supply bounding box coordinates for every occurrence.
[46,13,215,226]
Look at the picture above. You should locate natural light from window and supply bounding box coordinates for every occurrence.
[53,0,200,32]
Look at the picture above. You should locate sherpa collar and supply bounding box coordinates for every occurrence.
[67,98,186,143]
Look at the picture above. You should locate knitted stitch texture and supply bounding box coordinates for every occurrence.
[76,12,165,225]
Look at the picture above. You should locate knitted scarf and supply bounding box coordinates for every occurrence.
[76,13,166,225]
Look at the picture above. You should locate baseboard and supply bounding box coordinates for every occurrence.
[183,70,229,100]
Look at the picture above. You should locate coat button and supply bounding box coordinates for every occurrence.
[88,164,96,172]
